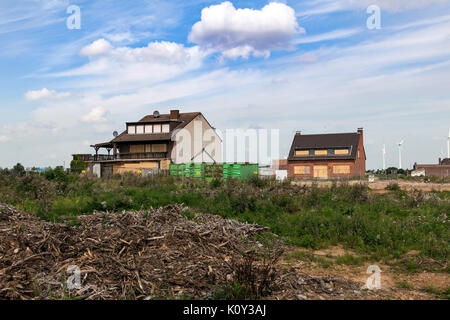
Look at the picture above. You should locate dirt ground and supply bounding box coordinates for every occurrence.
[0,203,447,300]
[279,246,449,300]
[292,180,450,193]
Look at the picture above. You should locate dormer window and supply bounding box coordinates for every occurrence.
[314,150,328,156]
[136,125,144,134]
[145,125,153,133]
[295,150,309,156]
[162,124,170,133]
[335,149,349,155]
[128,125,136,134]
[153,124,161,133]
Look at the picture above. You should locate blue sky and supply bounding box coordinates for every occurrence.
[0,0,449,169]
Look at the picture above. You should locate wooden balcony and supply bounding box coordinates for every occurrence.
[117,152,167,160]
[87,152,167,162]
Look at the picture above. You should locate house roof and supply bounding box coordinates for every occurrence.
[96,112,201,145]
[287,132,362,161]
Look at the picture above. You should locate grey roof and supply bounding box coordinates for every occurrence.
[288,132,362,161]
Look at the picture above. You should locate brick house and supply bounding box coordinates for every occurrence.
[413,158,450,178]
[74,110,222,177]
[287,128,366,179]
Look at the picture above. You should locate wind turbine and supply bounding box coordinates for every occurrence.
[397,139,404,169]
[447,130,450,159]
[382,144,386,170]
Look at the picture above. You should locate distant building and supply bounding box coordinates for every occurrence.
[287,128,366,179]
[272,159,288,170]
[413,158,450,178]
[74,110,222,177]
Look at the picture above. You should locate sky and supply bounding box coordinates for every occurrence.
[0,0,449,169]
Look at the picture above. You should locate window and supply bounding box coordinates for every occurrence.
[314,150,328,156]
[335,149,349,155]
[333,165,350,174]
[152,144,167,152]
[145,144,152,152]
[136,125,144,134]
[153,124,161,133]
[145,125,152,133]
[130,144,145,153]
[294,166,310,175]
[128,125,136,134]
[295,150,309,156]
[162,124,170,133]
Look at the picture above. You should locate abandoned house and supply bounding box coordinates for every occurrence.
[413,158,450,178]
[74,110,222,177]
[287,128,366,179]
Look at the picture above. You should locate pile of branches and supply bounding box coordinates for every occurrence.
[0,203,281,300]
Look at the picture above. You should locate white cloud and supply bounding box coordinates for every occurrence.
[25,88,71,101]
[80,106,109,123]
[189,1,303,59]
[0,135,10,142]
[350,0,449,12]
[80,38,113,57]
[299,0,449,15]
[295,28,361,45]
[52,40,206,88]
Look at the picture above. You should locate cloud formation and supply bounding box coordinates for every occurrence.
[53,39,206,88]
[189,1,303,59]
[300,0,449,15]
[80,106,109,124]
[349,0,448,12]
[25,88,71,101]
[80,38,113,57]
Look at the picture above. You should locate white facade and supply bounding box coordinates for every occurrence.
[171,114,222,164]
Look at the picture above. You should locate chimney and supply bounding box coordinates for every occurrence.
[357,127,363,147]
[296,131,301,136]
[170,109,180,120]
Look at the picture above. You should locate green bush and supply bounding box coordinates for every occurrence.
[0,172,448,264]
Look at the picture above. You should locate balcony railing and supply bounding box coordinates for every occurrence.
[87,152,167,162]
[117,152,167,160]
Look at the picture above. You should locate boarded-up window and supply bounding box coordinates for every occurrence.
[152,144,167,152]
[294,166,310,174]
[145,125,152,133]
[335,149,349,155]
[333,165,350,174]
[130,144,145,153]
[295,150,309,156]
[136,125,144,134]
[128,125,136,134]
[162,124,170,133]
[153,124,161,133]
[314,150,328,156]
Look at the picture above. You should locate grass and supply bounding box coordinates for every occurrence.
[420,286,450,299]
[0,171,449,271]
[335,254,365,266]
[396,280,414,289]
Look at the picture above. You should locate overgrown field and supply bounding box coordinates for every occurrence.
[0,170,448,271]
